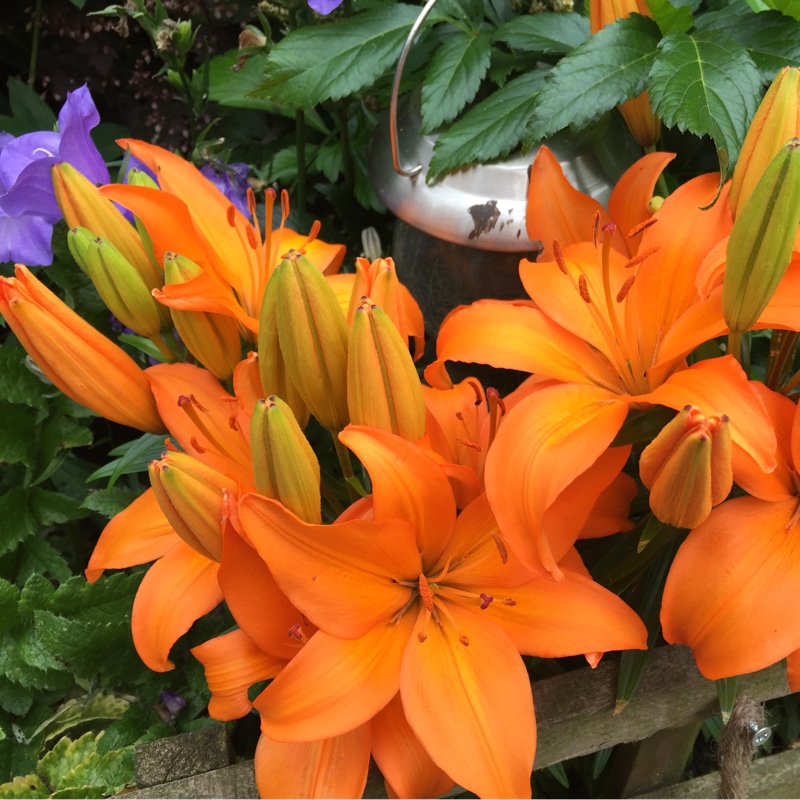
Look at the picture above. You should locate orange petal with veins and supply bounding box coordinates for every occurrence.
[254,727,370,799]
[131,540,222,671]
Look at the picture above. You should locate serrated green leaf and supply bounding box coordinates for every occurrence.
[16,540,72,587]
[0,632,70,691]
[421,30,492,133]
[18,574,55,617]
[0,407,35,467]
[0,582,20,636]
[208,51,329,132]
[6,78,57,135]
[526,15,661,144]
[250,5,421,107]
[764,0,800,20]
[93,704,163,754]
[80,487,141,519]
[0,774,48,798]
[18,627,67,675]
[647,0,695,34]
[696,7,800,81]
[0,347,47,409]
[49,787,105,799]
[649,30,761,177]
[0,490,38,558]
[493,12,590,54]
[31,490,88,528]
[42,694,130,746]
[85,432,165,488]
[0,677,34,716]
[428,69,549,177]
[435,0,484,26]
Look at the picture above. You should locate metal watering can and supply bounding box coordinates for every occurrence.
[367,0,641,344]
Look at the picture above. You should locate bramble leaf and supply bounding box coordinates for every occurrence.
[493,12,590,54]
[649,29,761,178]
[647,0,695,35]
[250,5,421,107]
[525,14,661,145]
[421,30,492,133]
[428,69,549,177]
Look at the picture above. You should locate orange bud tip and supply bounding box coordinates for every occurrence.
[479,593,493,610]
[490,531,508,564]
[502,597,517,606]
[579,274,591,303]
[459,635,470,647]
[417,632,427,643]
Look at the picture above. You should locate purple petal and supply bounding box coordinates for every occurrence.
[0,156,61,222]
[0,212,54,266]
[200,161,250,217]
[56,85,110,186]
[307,0,344,12]
[0,131,60,191]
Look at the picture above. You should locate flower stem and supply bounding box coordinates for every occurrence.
[28,0,42,86]
[727,330,744,368]
[766,330,799,390]
[332,430,359,504]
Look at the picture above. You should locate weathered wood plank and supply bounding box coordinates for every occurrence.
[635,747,800,799]
[127,645,792,798]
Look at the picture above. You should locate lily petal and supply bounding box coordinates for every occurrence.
[401,602,535,799]
[339,426,456,570]
[255,613,415,741]
[131,540,222,671]
[85,488,178,582]
[661,496,800,679]
[254,727,370,800]
[371,694,455,800]
[578,471,637,538]
[238,493,420,638]
[191,629,284,720]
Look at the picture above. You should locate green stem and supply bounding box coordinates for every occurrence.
[765,330,799,390]
[28,0,42,86]
[727,330,744,368]
[320,478,345,519]
[781,367,800,397]
[335,105,354,190]
[178,70,198,150]
[295,109,307,213]
[331,430,359,504]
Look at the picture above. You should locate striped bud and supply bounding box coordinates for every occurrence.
[163,253,242,381]
[347,297,426,442]
[269,251,349,432]
[723,139,800,334]
[640,405,732,529]
[68,226,171,340]
[250,396,321,524]
[149,451,235,561]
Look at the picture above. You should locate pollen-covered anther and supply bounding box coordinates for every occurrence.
[226,205,236,227]
[628,217,658,238]
[578,275,591,303]
[456,438,481,452]
[624,246,660,270]
[479,593,494,610]
[616,275,636,303]
[502,597,517,606]
[190,436,207,454]
[459,635,470,647]
[418,573,435,612]
[553,240,568,274]
[246,225,258,250]
[592,211,601,247]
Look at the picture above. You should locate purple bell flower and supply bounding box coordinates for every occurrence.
[308,0,344,14]
[200,161,251,218]
[0,85,109,266]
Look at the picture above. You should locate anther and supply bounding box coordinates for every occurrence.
[246,225,258,249]
[628,217,658,238]
[616,275,636,303]
[579,275,591,303]
[459,635,470,647]
[226,205,236,227]
[164,438,178,452]
[417,631,428,643]
[592,211,601,248]
[190,436,206,454]
[502,597,517,606]
[490,531,508,564]
[418,573,435,612]
[468,379,483,405]
[229,415,238,431]
[623,246,660,270]
[553,240,568,274]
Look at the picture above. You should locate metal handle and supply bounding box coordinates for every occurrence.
[390,0,439,177]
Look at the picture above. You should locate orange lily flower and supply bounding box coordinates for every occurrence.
[98,139,345,336]
[0,264,164,433]
[433,172,784,577]
[237,426,647,798]
[661,384,800,680]
[86,361,258,671]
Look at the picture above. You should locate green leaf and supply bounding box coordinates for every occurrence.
[0,677,34,716]
[0,774,48,798]
[764,0,800,19]
[696,7,800,81]
[421,30,493,133]
[428,69,549,177]
[493,12,591,55]
[526,15,661,145]
[80,487,141,519]
[435,0,485,27]
[647,0,695,34]
[0,632,70,691]
[544,762,569,788]
[250,5,421,107]
[85,433,165,488]
[6,78,57,134]
[207,51,329,133]
[0,490,38,558]
[0,582,20,636]
[0,407,36,467]
[41,694,130,746]
[716,676,738,723]
[649,30,761,177]
[0,347,47,409]
[15,540,72,587]
[31,490,88,527]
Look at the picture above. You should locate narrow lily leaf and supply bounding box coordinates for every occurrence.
[421,30,492,134]
[249,5,421,107]
[648,30,761,179]
[638,513,670,553]
[117,334,168,363]
[525,14,661,145]
[85,433,166,488]
[428,69,549,178]
[592,747,614,779]
[492,12,590,55]
[696,7,800,81]
[647,0,695,35]
[544,762,569,788]
[716,676,738,724]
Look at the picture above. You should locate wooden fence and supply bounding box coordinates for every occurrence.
[124,645,800,799]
